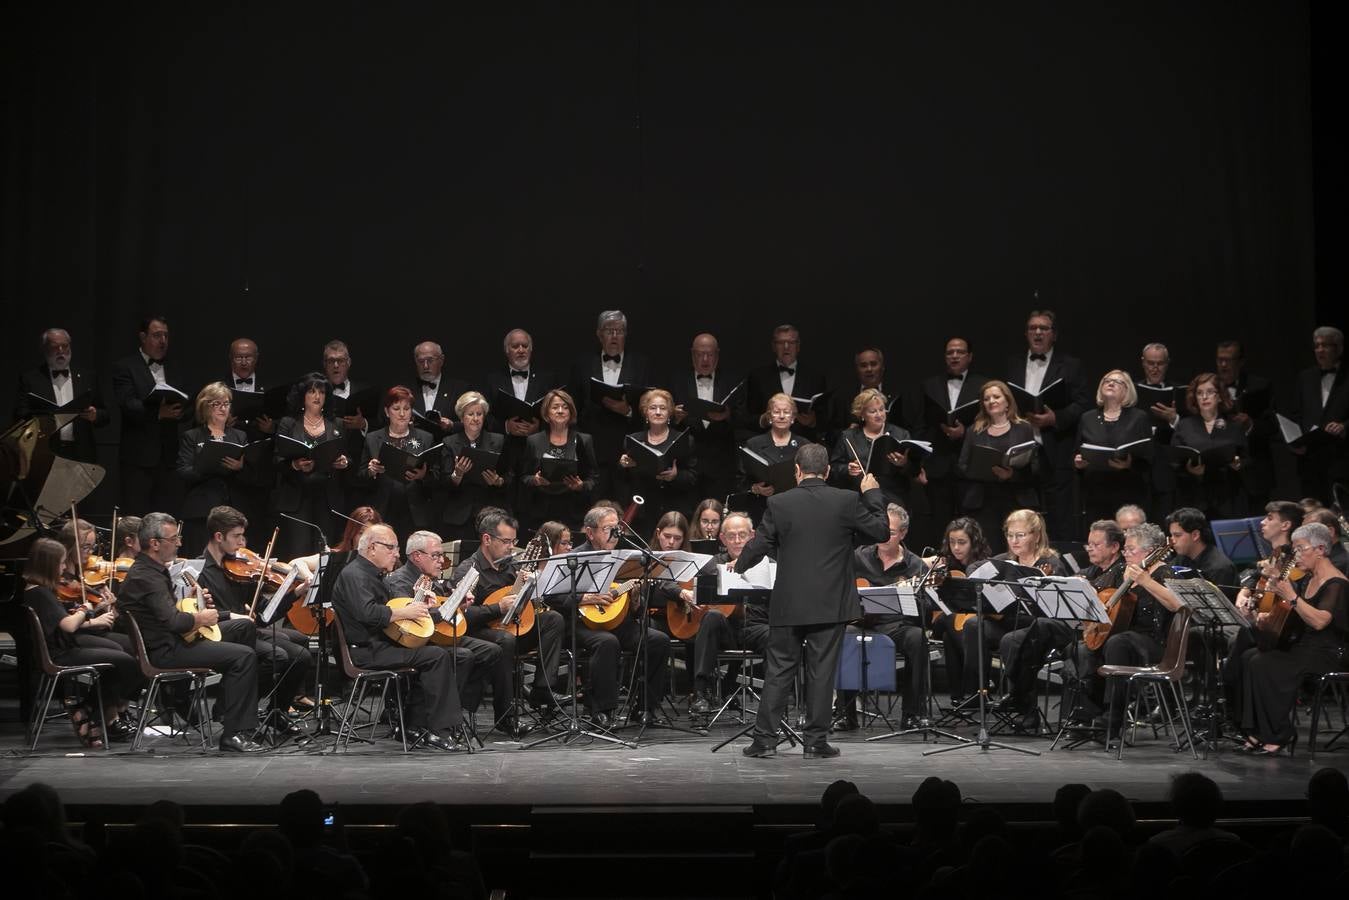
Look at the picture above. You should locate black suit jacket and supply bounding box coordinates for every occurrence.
[110,352,187,468]
[905,372,990,480]
[669,369,743,466]
[13,363,108,463]
[410,374,469,439]
[176,425,248,519]
[271,416,348,514]
[1005,350,1090,466]
[570,352,651,464]
[744,362,829,442]
[736,479,887,626]
[482,366,559,475]
[356,427,440,529]
[1292,366,1349,430]
[440,430,509,527]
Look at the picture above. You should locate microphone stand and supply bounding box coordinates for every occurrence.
[279,512,346,747]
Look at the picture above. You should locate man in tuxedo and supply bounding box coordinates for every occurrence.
[1215,339,1275,509]
[111,316,188,516]
[320,340,372,432]
[483,328,556,501]
[411,341,468,440]
[226,338,275,547]
[907,337,988,548]
[737,443,887,758]
[569,311,649,502]
[744,324,830,443]
[671,333,742,506]
[1289,327,1349,505]
[1005,309,1090,539]
[13,328,108,464]
[1137,342,1181,522]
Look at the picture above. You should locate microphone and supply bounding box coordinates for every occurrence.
[280,512,330,552]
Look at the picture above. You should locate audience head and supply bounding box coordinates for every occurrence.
[1307,767,1349,834]
[1054,783,1092,838]
[1169,771,1222,828]
[1077,789,1135,840]
[278,789,324,848]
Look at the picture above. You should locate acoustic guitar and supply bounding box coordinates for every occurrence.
[666,577,737,640]
[1082,540,1173,651]
[385,581,437,649]
[579,579,641,631]
[178,570,222,643]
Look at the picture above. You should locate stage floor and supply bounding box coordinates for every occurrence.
[2,712,1341,815]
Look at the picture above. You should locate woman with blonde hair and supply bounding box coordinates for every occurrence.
[1073,369,1151,529]
[737,392,801,525]
[176,381,248,552]
[831,388,926,512]
[956,381,1038,554]
[618,388,699,534]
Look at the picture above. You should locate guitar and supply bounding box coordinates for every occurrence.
[1254,545,1301,616]
[666,576,737,640]
[430,568,480,646]
[385,582,437,649]
[178,571,222,643]
[578,579,642,631]
[487,532,552,636]
[1254,550,1304,651]
[1082,541,1173,651]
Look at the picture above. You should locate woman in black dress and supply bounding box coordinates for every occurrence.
[23,538,142,746]
[738,393,803,526]
[273,373,351,559]
[927,517,994,706]
[1171,372,1249,520]
[358,385,439,543]
[517,389,598,531]
[618,389,699,536]
[1073,370,1152,530]
[441,390,509,542]
[1239,522,1347,754]
[177,382,248,554]
[832,388,925,511]
[957,380,1039,555]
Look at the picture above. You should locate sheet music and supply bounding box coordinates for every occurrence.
[652,550,714,582]
[1030,576,1110,623]
[169,558,205,598]
[718,557,776,594]
[925,585,952,616]
[967,560,1020,613]
[858,584,921,618]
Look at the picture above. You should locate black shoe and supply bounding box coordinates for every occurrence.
[265,716,306,738]
[901,714,931,730]
[803,742,841,759]
[589,711,613,730]
[1011,709,1041,735]
[742,740,777,758]
[991,695,1020,714]
[690,693,711,715]
[105,716,135,742]
[421,732,458,752]
[219,733,266,753]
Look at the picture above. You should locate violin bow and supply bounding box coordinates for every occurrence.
[246,526,281,619]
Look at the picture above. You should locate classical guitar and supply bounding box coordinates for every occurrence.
[1082,541,1172,652]
[579,579,641,631]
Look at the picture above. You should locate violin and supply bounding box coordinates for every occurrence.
[82,555,135,587]
[56,572,103,608]
[222,546,298,594]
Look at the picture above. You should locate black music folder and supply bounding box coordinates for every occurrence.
[143,383,189,410]
[589,378,643,404]
[329,386,380,418]
[458,446,503,485]
[965,440,1038,481]
[1136,383,1186,409]
[790,390,830,413]
[229,384,290,423]
[275,434,348,472]
[1008,378,1067,414]
[1276,413,1332,450]
[1169,442,1240,468]
[194,438,272,475]
[683,382,743,420]
[1078,437,1155,470]
[410,407,450,432]
[494,389,545,422]
[923,393,981,429]
[26,390,95,414]
[377,440,443,472]
[739,446,797,494]
[539,455,578,482]
[624,431,691,475]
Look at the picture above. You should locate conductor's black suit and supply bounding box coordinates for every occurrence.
[736,476,888,749]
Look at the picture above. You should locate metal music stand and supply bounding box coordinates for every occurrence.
[835,588,898,732]
[301,549,356,750]
[250,563,306,747]
[1167,577,1248,754]
[521,550,635,749]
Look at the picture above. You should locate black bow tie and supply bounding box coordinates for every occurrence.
[234,377,253,386]
[419,379,438,390]
[602,354,622,364]
[1321,368,1339,376]
[1029,353,1047,362]
[947,374,963,382]
[778,365,796,375]
[51,369,70,378]
[696,374,713,382]
[511,370,529,379]
[331,382,347,391]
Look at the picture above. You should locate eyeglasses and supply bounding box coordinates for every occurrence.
[1084,541,1111,550]
[1292,544,1320,557]
[1195,389,1219,398]
[209,400,231,409]
[487,533,515,545]
[1027,325,1053,333]
[372,541,398,552]
[415,356,442,364]
[1102,378,1127,387]
[600,327,626,336]
[231,354,256,362]
[1005,531,1030,541]
[555,538,573,548]
[415,549,446,559]
[155,532,183,545]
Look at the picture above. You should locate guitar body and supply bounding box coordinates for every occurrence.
[384,597,434,648]
[580,581,639,631]
[287,604,334,636]
[1082,587,1137,652]
[485,583,538,636]
[1255,597,1303,651]
[431,607,468,646]
[952,612,1003,633]
[666,601,737,640]
[176,595,221,643]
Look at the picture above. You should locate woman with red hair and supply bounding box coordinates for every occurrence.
[357,386,440,541]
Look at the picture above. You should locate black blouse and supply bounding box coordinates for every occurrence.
[24,584,77,655]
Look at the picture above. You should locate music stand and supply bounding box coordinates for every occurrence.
[703,558,772,728]
[1212,517,1268,566]
[520,550,635,749]
[1167,578,1248,753]
[300,549,356,750]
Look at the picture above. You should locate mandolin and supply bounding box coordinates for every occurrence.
[579,579,642,630]
[666,577,737,640]
[486,532,552,636]
[1254,551,1304,651]
[178,571,222,643]
[1082,541,1173,651]
[384,581,437,649]
[1254,545,1301,616]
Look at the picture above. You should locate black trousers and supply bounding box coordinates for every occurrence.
[839,618,928,716]
[692,610,769,691]
[150,630,259,739]
[468,608,564,716]
[452,634,503,718]
[349,638,464,736]
[1006,618,1078,710]
[55,636,143,705]
[1097,631,1164,724]
[252,625,313,712]
[755,622,846,748]
[614,614,671,713]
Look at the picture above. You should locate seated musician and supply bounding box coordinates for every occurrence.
[692,499,724,542]
[926,517,993,708]
[1304,508,1349,572]
[194,505,312,735]
[56,518,131,652]
[385,530,502,732]
[569,505,672,727]
[688,511,770,714]
[24,537,142,746]
[838,503,929,731]
[118,512,264,752]
[998,520,1126,731]
[176,382,248,552]
[1237,522,1347,755]
[330,523,466,751]
[448,511,564,720]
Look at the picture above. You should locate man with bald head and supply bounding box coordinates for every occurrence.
[483,328,559,506]
[14,327,108,464]
[671,332,743,504]
[330,523,467,750]
[411,340,467,440]
[225,337,276,546]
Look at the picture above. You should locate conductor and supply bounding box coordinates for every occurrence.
[736,443,888,758]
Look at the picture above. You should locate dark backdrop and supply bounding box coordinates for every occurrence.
[2,1,1332,511]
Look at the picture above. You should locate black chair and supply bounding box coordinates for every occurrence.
[23,606,112,752]
[125,616,215,752]
[332,617,413,752]
[1308,669,1349,759]
[1098,606,1199,760]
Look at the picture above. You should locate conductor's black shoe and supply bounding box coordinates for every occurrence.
[425,732,459,752]
[742,740,777,758]
[219,733,266,753]
[803,742,841,759]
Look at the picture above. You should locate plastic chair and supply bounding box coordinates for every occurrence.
[125,615,214,752]
[1098,605,1199,760]
[24,606,112,751]
[332,616,413,752]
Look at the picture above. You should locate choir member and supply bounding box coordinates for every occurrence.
[482,328,557,506]
[1214,339,1275,509]
[618,389,699,536]
[273,373,352,558]
[927,517,993,707]
[688,511,770,714]
[411,341,467,440]
[744,324,830,444]
[23,538,141,746]
[832,388,924,512]
[1005,309,1090,539]
[737,393,804,525]
[1288,327,1348,506]
[905,337,988,550]
[176,383,247,553]
[830,346,888,433]
[357,386,439,541]
[956,380,1039,554]
[517,389,597,531]
[1237,522,1347,754]
[1170,373,1249,520]
[225,338,277,549]
[13,328,107,464]
[110,316,188,516]
[440,391,509,542]
[691,498,725,541]
[119,513,264,752]
[1073,370,1152,531]
[569,310,649,502]
[671,333,741,506]
[320,339,371,433]
[1137,342,1181,520]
